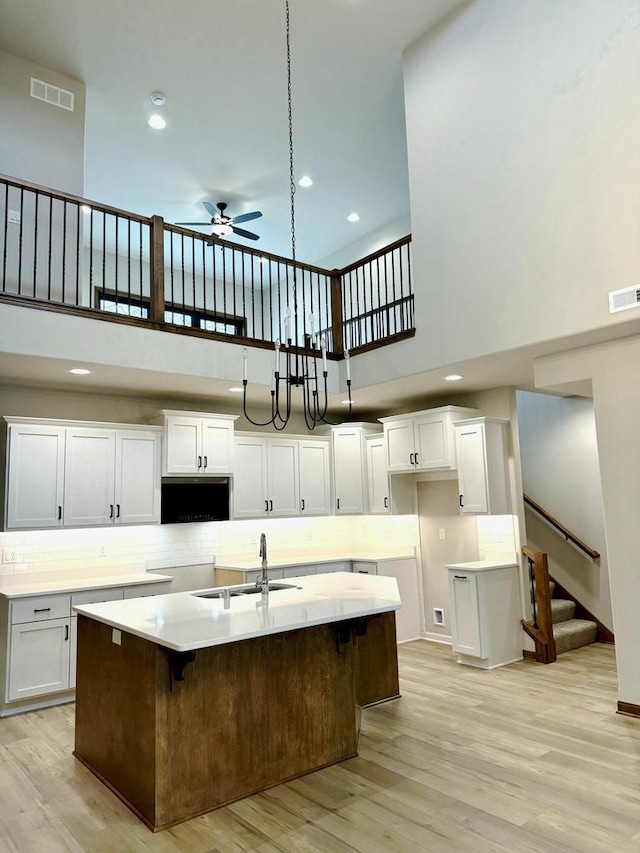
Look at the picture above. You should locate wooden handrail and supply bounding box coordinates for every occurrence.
[521,546,556,664]
[523,494,600,560]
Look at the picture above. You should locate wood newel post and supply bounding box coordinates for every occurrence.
[150,215,165,323]
[330,270,344,356]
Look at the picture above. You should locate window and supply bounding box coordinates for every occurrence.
[96,291,245,336]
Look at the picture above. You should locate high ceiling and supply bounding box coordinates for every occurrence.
[0,0,467,265]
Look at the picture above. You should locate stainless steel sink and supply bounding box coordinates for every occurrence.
[193,582,298,599]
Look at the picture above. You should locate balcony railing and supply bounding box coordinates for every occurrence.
[0,174,414,359]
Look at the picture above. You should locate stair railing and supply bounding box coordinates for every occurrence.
[523,494,600,559]
[521,546,557,664]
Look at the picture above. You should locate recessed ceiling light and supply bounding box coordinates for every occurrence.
[68,367,92,375]
[228,387,244,393]
[148,114,166,130]
[298,175,313,188]
[150,92,166,107]
[444,374,464,382]
[347,212,360,223]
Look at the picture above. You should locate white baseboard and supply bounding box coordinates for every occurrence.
[421,631,452,645]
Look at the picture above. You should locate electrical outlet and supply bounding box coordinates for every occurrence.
[3,550,17,563]
[438,528,446,540]
[8,209,21,225]
[99,546,106,557]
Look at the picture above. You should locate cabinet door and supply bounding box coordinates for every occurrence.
[201,418,235,475]
[333,427,365,514]
[377,559,422,643]
[268,439,299,517]
[233,437,269,518]
[6,425,65,529]
[366,437,390,514]
[298,440,331,516]
[115,430,161,524]
[165,416,201,474]
[449,572,483,656]
[414,414,451,469]
[383,419,415,472]
[8,618,70,700]
[455,422,489,513]
[64,428,116,526]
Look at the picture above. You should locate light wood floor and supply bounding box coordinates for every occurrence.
[0,641,638,852]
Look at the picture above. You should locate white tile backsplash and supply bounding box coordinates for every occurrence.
[0,515,420,578]
[475,515,517,562]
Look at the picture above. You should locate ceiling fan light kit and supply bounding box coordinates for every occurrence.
[177,200,262,241]
[241,0,353,432]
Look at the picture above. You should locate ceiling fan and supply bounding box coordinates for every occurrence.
[177,201,262,241]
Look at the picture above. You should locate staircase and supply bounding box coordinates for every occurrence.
[550,581,597,654]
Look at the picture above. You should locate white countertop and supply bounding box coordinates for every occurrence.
[216,552,415,571]
[446,560,518,572]
[0,572,173,599]
[74,572,401,653]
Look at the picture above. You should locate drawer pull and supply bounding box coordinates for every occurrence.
[301,499,305,511]
[198,455,202,469]
[64,624,69,641]
[116,504,121,518]
[459,494,464,507]
[265,500,269,512]
[33,607,51,613]
[58,505,62,521]
[409,452,414,465]
[110,504,114,518]
[454,575,468,580]
[384,496,389,508]
[203,456,208,469]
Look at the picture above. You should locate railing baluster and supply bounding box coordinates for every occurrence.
[32,191,38,297]
[61,200,67,303]
[47,195,53,301]
[2,183,8,292]
[75,201,80,306]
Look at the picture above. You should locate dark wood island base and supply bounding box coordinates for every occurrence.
[74,611,399,831]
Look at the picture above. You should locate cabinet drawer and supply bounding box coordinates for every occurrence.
[352,561,378,575]
[244,569,285,583]
[11,594,71,624]
[123,581,172,599]
[72,587,124,607]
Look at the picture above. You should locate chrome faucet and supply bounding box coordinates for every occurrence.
[258,532,269,602]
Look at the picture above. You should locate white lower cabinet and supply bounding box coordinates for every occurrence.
[447,562,522,669]
[9,617,70,701]
[1,578,172,714]
[353,558,421,642]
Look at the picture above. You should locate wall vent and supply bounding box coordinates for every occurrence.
[30,77,75,112]
[609,284,640,314]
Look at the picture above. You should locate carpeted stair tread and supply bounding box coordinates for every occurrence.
[550,598,576,624]
[553,618,598,654]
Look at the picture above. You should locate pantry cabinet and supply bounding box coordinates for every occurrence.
[379,406,476,473]
[155,411,237,476]
[3,418,162,531]
[454,417,510,515]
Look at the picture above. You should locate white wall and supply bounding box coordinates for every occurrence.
[0,50,85,195]
[535,334,640,706]
[354,0,640,394]
[516,390,611,628]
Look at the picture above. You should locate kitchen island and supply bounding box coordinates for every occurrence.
[73,572,401,831]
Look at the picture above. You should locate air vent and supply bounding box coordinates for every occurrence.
[609,284,640,314]
[30,77,75,112]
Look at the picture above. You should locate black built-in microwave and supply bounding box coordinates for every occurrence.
[160,478,230,524]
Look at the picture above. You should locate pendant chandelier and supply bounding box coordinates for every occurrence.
[242,0,353,431]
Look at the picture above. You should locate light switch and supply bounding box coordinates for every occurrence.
[112,628,122,645]
[438,528,446,540]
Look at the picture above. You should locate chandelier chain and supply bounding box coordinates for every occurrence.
[286,0,296,267]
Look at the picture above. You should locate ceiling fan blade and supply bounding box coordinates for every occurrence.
[231,225,260,241]
[232,210,263,224]
[177,221,210,226]
[203,201,217,216]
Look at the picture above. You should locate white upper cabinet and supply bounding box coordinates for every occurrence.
[332,424,379,514]
[157,411,237,476]
[298,439,331,516]
[64,426,161,527]
[5,422,65,529]
[3,417,162,530]
[233,435,300,518]
[365,435,390,514]
[454,417,510,515]
[380,407,477,473]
